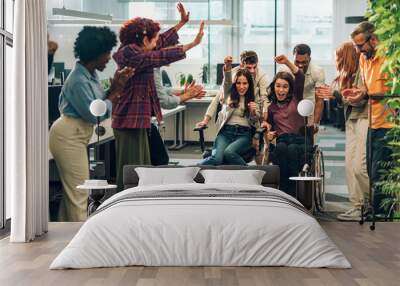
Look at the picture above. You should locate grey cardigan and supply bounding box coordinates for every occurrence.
[205,69,260,135]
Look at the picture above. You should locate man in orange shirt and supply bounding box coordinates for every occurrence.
[347,21,395,216]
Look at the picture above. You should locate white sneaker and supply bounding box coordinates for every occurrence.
[337,208,362,221]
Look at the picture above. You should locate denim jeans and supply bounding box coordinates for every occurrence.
[199,124,252,166]
[367,128,392,214]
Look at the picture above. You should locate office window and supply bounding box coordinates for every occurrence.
[290,0,333,62]
[1,0,13,229]
[4,43,11,220]
[241,0,284,77]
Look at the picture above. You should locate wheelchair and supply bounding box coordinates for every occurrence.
[266,127,326,212]
[193,125,264,164]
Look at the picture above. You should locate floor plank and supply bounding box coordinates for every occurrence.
[0,222,399,286]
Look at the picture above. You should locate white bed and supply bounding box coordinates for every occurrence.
[50,181,351,269]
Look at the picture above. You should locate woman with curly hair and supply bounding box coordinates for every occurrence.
[49,26,133,221]
[196,56,260,166]
[112,10,204,191]
[260,55,305,196]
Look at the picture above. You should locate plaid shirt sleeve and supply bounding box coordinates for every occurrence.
[114,45,186,74]
[156,27,180,49]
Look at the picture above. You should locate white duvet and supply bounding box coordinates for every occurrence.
[50,183,351,269]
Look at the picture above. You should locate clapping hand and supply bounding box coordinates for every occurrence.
[224,56,233,71]
[184,80,206,99]
[315,85,334,100]
[342,88,366,104]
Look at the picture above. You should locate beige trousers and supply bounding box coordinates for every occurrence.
[345,117,369,208]
[49,116,93,221]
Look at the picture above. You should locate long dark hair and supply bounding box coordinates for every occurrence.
[229,69,255,117]
[267,71,295,104]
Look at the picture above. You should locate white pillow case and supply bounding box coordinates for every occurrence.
[135,167,200,186]
[200,169,265,185]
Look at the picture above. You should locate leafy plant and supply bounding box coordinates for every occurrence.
[200,64,209,84]
[177,72,186,87]
[367,0,400,219]
[176,72,194,87]
[186,73,194,85]
[101,78,111,90]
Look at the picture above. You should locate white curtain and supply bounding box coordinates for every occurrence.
[7,0,48,242]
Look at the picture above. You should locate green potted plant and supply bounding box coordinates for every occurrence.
[200,64,209,84]
[176,72,186,87]
[367,0,400,219]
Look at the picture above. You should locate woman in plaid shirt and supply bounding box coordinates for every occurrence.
[112,6,204,191]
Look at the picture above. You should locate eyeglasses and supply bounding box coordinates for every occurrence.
[353,35,371,50]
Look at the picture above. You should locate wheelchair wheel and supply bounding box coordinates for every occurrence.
[312,147,325,212]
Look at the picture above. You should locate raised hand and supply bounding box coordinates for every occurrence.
[193,20,205,46]
[224,56,233,71]
[274,54,289,65]
[177,2,190,24]
[182,20,205,52]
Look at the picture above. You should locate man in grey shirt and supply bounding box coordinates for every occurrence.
[154,68,205,109]
[150,68,205,165]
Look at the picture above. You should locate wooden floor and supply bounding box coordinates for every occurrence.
[0,222,399,286]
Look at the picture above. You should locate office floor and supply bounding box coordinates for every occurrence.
[0,222,399,286]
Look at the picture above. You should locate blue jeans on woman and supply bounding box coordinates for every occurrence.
[199,124,252,165]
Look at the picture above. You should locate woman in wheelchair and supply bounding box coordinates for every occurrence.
[196,56,260,165]
[261,55,306,196]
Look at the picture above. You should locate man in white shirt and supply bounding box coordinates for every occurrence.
[283,44,325,132]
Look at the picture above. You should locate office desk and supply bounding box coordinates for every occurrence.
[163,105,186,150]
[186,96,214,104]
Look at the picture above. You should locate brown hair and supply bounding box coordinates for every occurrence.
[119,17,160,46]
[334,42,360,90]
[229,69,255,117]
[350,21,375,39]
[267,71,295,104]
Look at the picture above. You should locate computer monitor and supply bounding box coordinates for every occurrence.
[216,63,240,85]
[48,85,62,128]
[53,62,65,80]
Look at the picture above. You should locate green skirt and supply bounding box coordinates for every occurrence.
[114,128,151,192]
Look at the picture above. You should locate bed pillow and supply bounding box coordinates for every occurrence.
[135,167,200,186]
[200,169,266,185]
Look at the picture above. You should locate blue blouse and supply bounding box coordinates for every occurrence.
[58,62,112,124]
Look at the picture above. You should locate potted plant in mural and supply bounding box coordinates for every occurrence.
[176,72,194,87]
[367,0,400,219]
[200,64,209,84]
